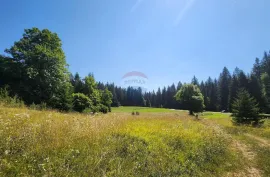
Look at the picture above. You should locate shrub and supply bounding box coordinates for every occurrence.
[232,88,261,125]
[99,104,109,114]
[136,111,140,115]
[29,103,38,110]
[0,87,25,108]
[132,111,135,115]
[82,108,92,114]
[72,93,93,113]
[40,102,47,110]
[91,105,100,113]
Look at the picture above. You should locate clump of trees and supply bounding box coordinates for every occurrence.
[0,28,112,113]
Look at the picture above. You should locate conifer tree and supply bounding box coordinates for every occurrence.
[232,89,260,125]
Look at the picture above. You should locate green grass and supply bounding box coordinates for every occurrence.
[201,112,232,119]
[0,106,240,176]
[111,106,181,113]
[201,111,270,139]
[202,111,270,176]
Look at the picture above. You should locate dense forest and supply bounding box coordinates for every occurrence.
[1,28,270,114]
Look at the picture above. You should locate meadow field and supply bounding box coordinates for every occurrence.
[0,106,269,176]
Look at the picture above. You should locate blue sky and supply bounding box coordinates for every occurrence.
[1,0,270,90]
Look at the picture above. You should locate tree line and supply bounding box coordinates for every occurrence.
[99,53,270,114]
[1,27,270,115]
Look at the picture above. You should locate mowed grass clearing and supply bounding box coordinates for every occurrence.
[0,106,242,176]
[111,106,182,113]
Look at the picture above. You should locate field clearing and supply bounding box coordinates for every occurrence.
[111,106,182,113]
[0,106,269,176]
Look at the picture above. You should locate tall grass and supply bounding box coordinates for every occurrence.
[0,107,239,176]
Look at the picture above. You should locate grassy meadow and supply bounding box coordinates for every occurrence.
[111,106,180,113]
[0,106,269,176]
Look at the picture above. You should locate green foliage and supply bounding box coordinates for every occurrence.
[29,102,47,110]
[218,67,231,111]
[99,104,109,114]
[1,28,72,110]
[0,87,25,108]
[175,84,205,115]
[72,93,93,113]
[71,72,84,93]
[261,72,270,112]
[191,75,199,85]
[83,76,100,105]
[100,88,113,111]
[231,89,261,125]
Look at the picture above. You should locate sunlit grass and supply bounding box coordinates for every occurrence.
[202,111,270,176]
[0,107,240,176]
[111,106,180,113]
[202,111,270,139]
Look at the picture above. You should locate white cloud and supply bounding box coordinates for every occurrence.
[174,0,196,26]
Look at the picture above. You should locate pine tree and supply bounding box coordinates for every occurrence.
[72,72,84,93]
[252,58,261,79]
[261,73,270,113]
[191,76,199,86]
[231,89,260,125]
[177,81,182,91]
[156,88,162,107]
[162,87,167,107]
[248,74,264,111]
[238,71,248,89]
[218,67,231,111]
[228,74,239,112]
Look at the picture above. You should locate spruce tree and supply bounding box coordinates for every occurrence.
[191,76,199,86]
[218,67,231,111]
[232,89,260,125]
[228,74,239,112]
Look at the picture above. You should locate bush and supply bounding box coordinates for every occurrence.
[132,111,135,115]
[82,108,92,114]
[0,87,25,108]
[91,105,100,113]
[72,93,93,113]
[29,102,48,111]
[136,111,140,115]
[40,102,47,110]
[99,104,109,114]
[29,103,38,110]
